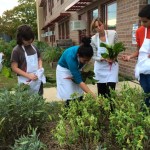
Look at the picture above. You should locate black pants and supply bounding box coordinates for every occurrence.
[97,82,116,98]
[65,96,83,107]
[38,82,43,96]
[97,82,116,111]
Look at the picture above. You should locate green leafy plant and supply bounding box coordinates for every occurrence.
[0,85,51,148]
[81,70,97,84]
[100,42,126,69]
[12,128,47,150]
[54,94,101,149]
[108,84,150,149]
[72,70,97,85]
[42,46,64,63]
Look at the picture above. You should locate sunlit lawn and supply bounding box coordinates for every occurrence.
[0,61,130,90]
[0,62,57,90]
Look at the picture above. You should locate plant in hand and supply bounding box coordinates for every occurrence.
[100,42,126,70]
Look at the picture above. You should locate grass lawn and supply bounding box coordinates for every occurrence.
[0,62,57,90]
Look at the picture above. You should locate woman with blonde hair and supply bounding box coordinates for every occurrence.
[90,17,118,98]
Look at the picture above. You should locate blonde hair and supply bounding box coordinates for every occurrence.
[90,17,104,33]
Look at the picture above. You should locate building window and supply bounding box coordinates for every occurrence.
[48,0,54,15]
[148,0,150,4]
[65,20,70,39]
[93,9,98,19]
[103,1,117,30]
[58,20,69,39]
[61,0,64,4]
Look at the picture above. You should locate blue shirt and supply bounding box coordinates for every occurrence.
[58,46,84,84]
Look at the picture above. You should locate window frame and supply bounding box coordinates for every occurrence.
[102,1,117,30]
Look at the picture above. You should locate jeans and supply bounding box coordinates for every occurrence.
[139,74,150,107]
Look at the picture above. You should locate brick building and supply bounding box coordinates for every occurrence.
[36,0,150,78]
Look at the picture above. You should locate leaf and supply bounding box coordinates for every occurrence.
[100,42,126,60]
[101,53,109,59]
[1,66,11,78]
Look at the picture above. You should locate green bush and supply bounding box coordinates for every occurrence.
[12,128,47,150]
[54,94,101,150]
[54,85,150,150]
[0,85,51,148]
[42,46,64,63]
[0,39,16,67]
[34,40,50,53]
[108,84,150,150]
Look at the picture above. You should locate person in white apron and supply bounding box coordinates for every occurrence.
[122,5,150,107]
[56,37,96,106]
[0,52,4,71]
[90,17,118,99]
[11,24,45,95]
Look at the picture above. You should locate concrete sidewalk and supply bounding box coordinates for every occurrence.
[43,81,141,102]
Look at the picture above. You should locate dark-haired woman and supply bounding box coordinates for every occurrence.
[56,37,96,105]
[11,24,45,95]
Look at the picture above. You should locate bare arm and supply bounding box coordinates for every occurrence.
[79,82,96,98]
[11,62,37,80]
[122,46,139,61]
[38,57,43,69]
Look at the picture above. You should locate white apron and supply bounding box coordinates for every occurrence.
[56,65,83,100]
[135,28,150,80]
[0,53,3,71]
[18,45,42,93]
[94,31,119,83]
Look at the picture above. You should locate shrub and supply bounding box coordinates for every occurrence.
[0,85,51,148]
[42,46,64,63]
[54,94,101,150]
[11,128,47,150]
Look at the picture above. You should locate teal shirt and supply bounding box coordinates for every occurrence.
[58,46,84,84]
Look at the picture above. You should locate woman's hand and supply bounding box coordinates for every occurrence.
[28,73,38,81]
[122,55,130,61]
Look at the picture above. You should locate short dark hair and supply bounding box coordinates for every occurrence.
[138,4,150,19]
[78,37,93,58]
[16,24,35,45]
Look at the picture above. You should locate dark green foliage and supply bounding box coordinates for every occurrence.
[11,128,47,150]
[42,46,64,63]
[100,42,126,60]
[0,85,51,148]
[72,70,97,85]
[81,70,97,85]
[45,76,56,83]
[33,40,50,53]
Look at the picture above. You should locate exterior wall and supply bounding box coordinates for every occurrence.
[36,0,149,78]
[36,0,45,41]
